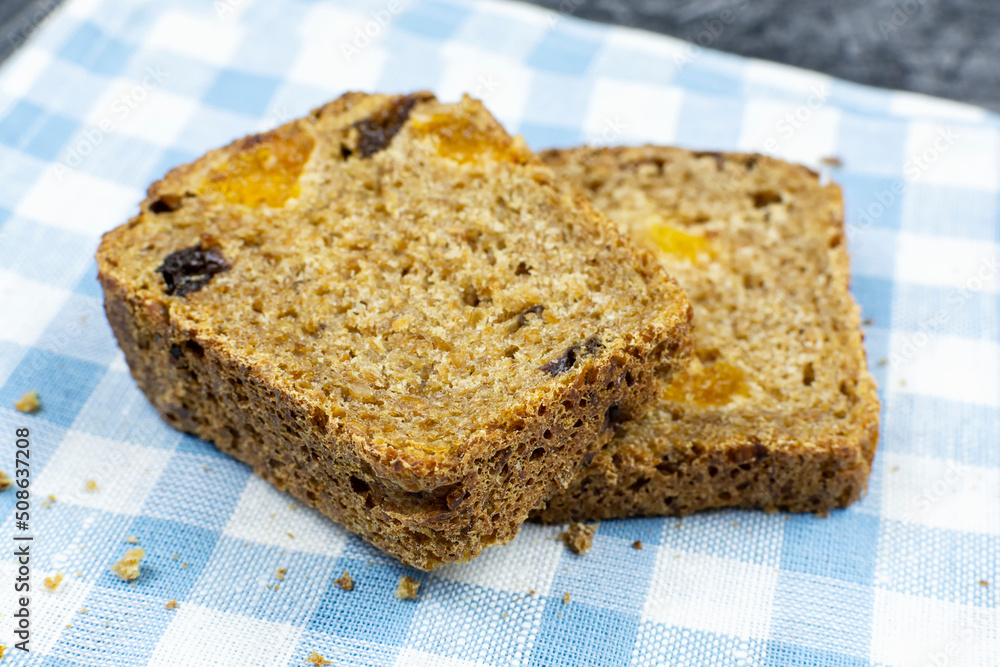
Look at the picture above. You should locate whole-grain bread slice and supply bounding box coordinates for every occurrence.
[96,93,692,569]
[534,146,879,522]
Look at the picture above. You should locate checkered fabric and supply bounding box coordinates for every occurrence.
[0,0,997,665]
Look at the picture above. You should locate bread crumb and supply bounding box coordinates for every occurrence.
[528,589,536,595]
[166,599,178,610]
[562,592,570,604]
[181,562,189,569]
[334,571,354,591]
[675,522,682,529]
[0,644,5,660]
[125,536,139,544]
[14,390,40,413]
[307,652,332,666]
[819,156,843,168]
[111,548,146,581]
[891,465,900,473]
[79,608,88,614]
[172,554,179,560]
[395,576,420,600]
[558,523,597,554]
[877,358,888,366]
[44,573,63,590]
[632,540,643,550]
[275,568,287,581]
[287,532,295,539]
[980,580,990,586]
[85,479,99,493]
[863,317,875,326]
[0,470,11,492]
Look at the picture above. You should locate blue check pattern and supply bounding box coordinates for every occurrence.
[0,0,998,665]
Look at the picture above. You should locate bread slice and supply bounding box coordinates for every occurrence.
[534,146,879,522]
[96,93,692,569]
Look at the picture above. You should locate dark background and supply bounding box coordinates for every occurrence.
[3,0,998,113]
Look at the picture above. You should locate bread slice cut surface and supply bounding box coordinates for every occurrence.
[96,93,692,569]
[535,146,879,523]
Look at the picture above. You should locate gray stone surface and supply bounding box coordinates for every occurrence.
[0,0,62,64]
[520,0,1000,113]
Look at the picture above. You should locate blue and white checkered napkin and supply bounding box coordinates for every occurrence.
[0,0,997,664]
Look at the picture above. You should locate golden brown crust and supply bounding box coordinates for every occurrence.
[96,94,691,569]
[534,145,880,522]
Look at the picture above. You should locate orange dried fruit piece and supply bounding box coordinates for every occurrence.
[205,130,315,207]
[412,113,522,165]
[647,225,712,262]
[662,361,749,406]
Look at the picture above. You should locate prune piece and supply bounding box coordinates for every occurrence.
[602,403,624,431]
[517,304,545,327]
[157,244,230,297]
[541,346,578,377]
[352,93,431,158]
[540,335,603,377]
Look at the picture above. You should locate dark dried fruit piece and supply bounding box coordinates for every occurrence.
[540,335,603,377]
[353,93,432,158]
[540,346,578,377]
[157,244,231,297]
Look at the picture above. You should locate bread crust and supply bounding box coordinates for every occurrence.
[534,146,880,522]
[97,95,692,569]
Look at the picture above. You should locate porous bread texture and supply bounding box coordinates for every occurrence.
[96,93,692,569]
[534,146,880,522]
